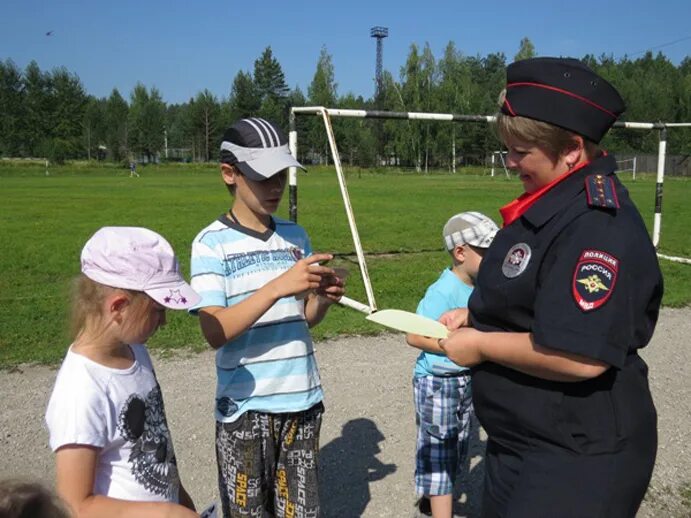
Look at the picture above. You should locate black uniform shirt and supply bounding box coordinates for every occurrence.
[468,153,663,454]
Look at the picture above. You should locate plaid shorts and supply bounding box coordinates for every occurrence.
[413,374,473,496]
[215,402,323,518]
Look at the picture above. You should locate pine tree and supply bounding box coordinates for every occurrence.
[254,47,289,125]
[51,67,87,160]
[229,70,260,121]
[514,37,537,61]
[254,47,289,99]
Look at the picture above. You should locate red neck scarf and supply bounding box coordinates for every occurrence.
[499,160,591,227]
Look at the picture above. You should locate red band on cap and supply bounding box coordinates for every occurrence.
[503,97,517,116]
[507,82,617,119]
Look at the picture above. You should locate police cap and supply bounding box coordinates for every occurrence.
[500,57,625,143]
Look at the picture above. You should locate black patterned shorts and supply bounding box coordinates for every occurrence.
[215,402,324,518]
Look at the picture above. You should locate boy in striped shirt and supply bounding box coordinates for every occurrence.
[190,118,345,518]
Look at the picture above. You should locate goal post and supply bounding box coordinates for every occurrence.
[288,108,691,312]
[290,107,377,314]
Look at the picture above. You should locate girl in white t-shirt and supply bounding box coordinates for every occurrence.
[45,227,202,518]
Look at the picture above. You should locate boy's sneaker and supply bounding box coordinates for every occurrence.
[413,496,432,517]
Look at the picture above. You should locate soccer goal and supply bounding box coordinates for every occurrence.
[488,150,511,178]
[616,157,637,181]
[289,108,691,314]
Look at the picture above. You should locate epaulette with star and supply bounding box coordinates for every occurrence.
[585,174,620,209]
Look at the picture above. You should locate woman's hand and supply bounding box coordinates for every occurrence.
[438,308,470,330]
[439,328,485,367]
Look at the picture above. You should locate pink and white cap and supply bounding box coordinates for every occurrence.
[80,226,201,310]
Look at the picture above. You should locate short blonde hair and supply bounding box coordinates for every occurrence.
[496,90,599,162]
[70,274,153,340]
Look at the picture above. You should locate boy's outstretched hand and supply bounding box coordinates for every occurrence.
[273,253,336,299]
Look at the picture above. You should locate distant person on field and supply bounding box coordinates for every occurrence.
[0,479,70,518]
[130,161,139,177]
[189,117,346,517]
[45,226,200,517]
[406,212,498,518]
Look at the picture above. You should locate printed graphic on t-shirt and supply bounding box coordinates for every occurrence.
[117,384,179,498]
[222,247,302,276]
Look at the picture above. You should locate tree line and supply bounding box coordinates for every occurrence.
[1,39,689,167]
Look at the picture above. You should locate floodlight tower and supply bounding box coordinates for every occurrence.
[370,26,389,105]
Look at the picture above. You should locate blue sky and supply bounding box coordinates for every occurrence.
[2,0,689,105]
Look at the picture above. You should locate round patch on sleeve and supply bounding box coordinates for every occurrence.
[572,250,619,311]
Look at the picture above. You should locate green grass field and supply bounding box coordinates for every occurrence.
[2,161,690,367]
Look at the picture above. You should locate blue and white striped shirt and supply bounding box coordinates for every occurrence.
[190,215,323,422]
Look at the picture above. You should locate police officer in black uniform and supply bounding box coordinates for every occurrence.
[439,57,662,517]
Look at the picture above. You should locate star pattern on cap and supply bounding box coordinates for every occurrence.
[163,289,188,305]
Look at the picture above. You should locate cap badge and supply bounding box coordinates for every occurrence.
[163,289,187,305]
[572,250,618,311]
[502,243,531,278]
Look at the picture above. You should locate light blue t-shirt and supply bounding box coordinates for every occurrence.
[190,215,323,423]
[413,268,473,377]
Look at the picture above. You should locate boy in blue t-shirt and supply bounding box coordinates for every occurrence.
[190,118,345,518]
[407,211,498,518]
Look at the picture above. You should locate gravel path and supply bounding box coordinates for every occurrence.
[1,307,689,517]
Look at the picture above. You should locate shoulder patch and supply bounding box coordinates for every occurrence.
[585,174,619,209]
[572,250,619,312]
